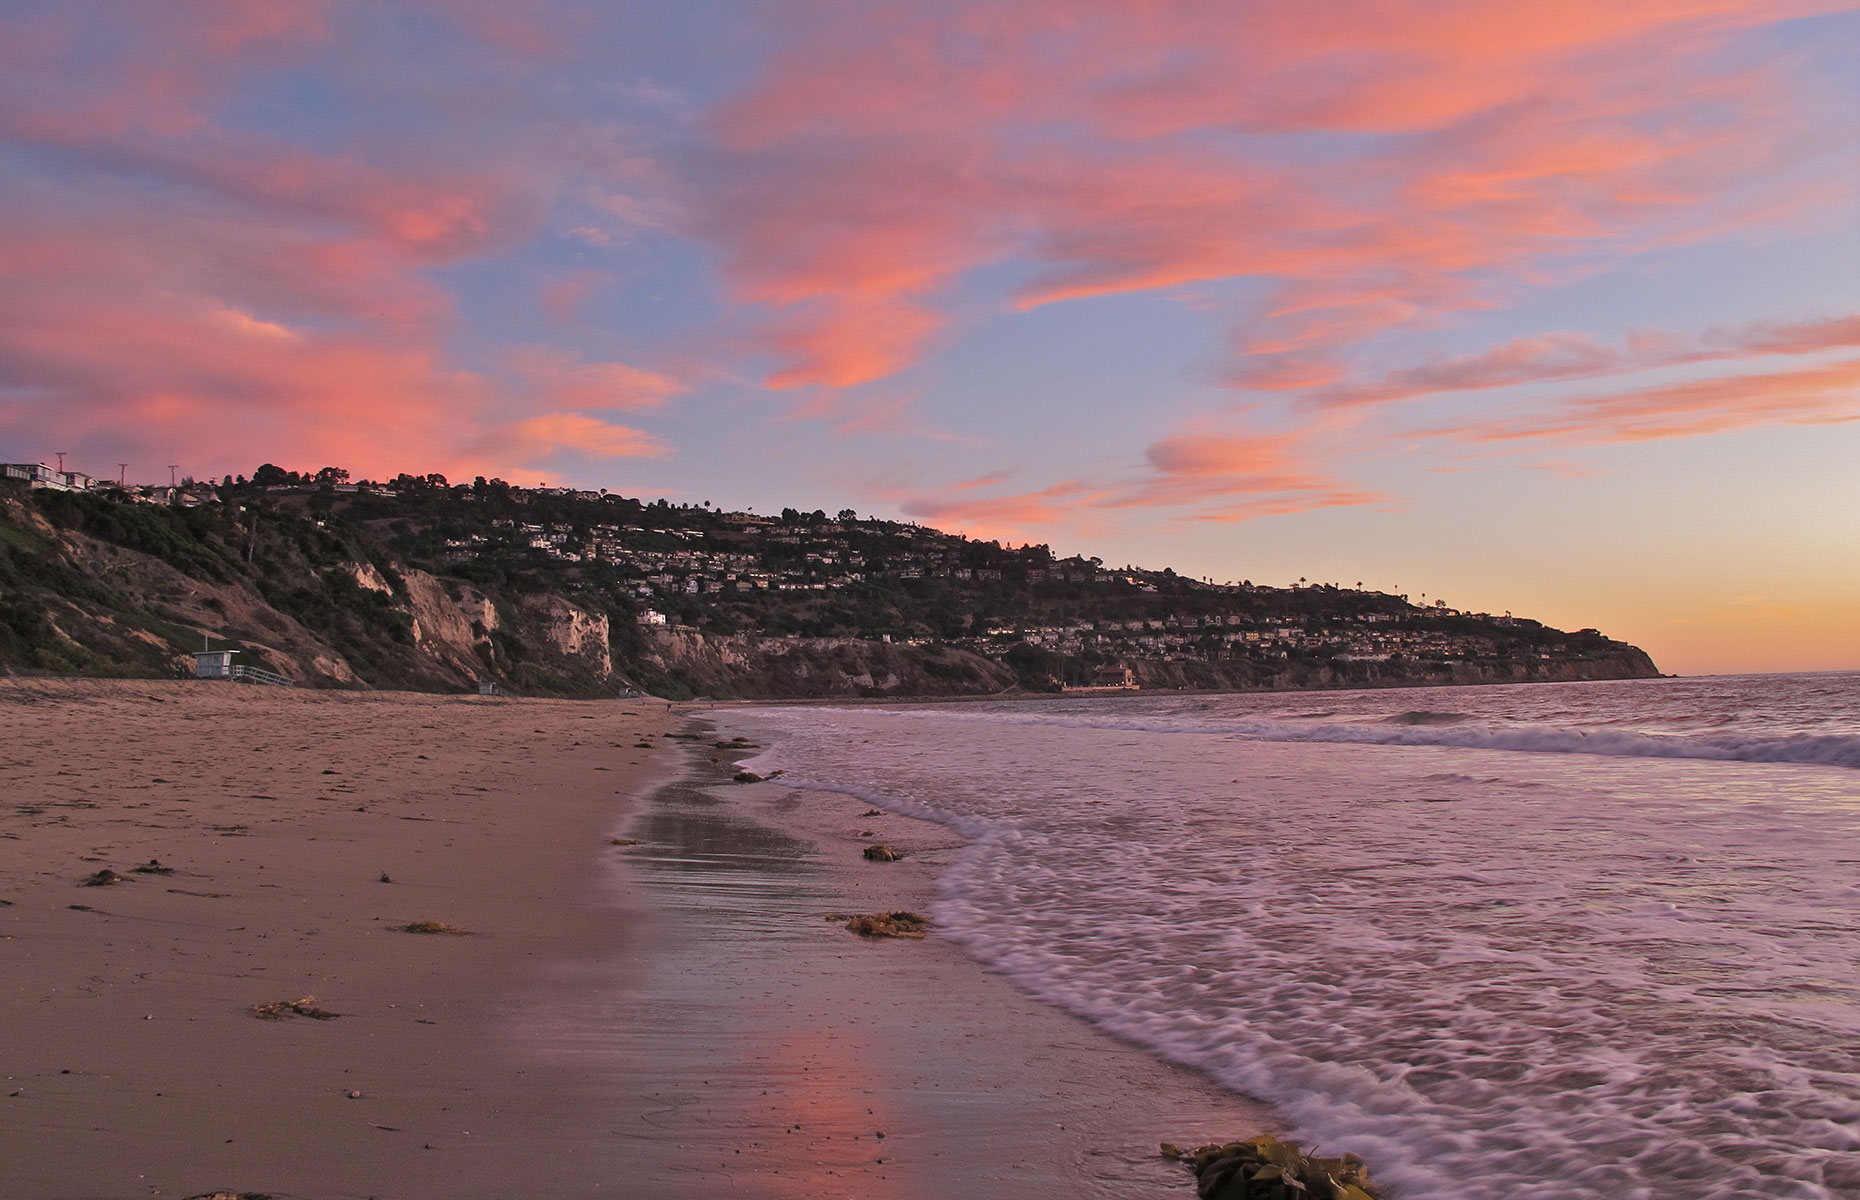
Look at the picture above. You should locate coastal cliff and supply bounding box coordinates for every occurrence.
[0,479,1659,697]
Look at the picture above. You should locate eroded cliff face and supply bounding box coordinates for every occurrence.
[529,595,613,677]
[346,572,617,692]
[0,499,634,693]
[395,569,484,677]
[634,629,1015,699]
[350,563,393,595]
[2,491,1661,699]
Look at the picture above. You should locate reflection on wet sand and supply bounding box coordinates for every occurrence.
[521,740,1274,1199]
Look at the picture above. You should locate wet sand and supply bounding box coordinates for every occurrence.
[0,680,1273,1198]
[591,724,1277,1198]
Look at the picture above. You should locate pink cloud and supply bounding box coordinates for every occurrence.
[1452,359,1860,445]
[1307,313,1860,407]
[890,425,1381,542]
[1107,432,1383,515]
[506,347,682,410]
[688,0,1850,397]
[900,480,1096,539]
[2,0,1849,496]
[0,2,687,483]
[0,285,488,478]
[1178,493,1386,524]
[502,412,667,459]
[760,297,946,390]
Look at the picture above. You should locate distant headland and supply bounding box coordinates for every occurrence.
[0,461,1658,698]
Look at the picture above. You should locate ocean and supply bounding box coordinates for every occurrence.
[720,673,1860,1199]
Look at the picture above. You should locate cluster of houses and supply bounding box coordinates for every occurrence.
[433,512,1551,666]
[2,462,96,491]
[463,516,1024,596]
[971,612,1527,664]
[3,461,220,507]
[447,513,1139,600]
[8,460,1584,673]
[421,506,1556,666]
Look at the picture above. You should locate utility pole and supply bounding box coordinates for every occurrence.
[55,451,67,473]
[118,463,128,485]
[169,465,178,487]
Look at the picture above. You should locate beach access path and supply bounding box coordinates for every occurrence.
[0,680,1272,1199]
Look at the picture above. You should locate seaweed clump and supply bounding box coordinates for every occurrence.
[251,996,339,1021]
[398,920,471,935]
[1162,1135,1379,1200]
[843,911,929,938]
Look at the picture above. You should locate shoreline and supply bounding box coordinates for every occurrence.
[684,670,1673,708]
[1,679,1274,1199]
[599,716,1278,1196]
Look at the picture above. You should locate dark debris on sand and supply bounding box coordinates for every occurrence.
[250,996,340,1021]
[397,920,472,935]
[842,911,930,938]
[1162,1135,1379,1200]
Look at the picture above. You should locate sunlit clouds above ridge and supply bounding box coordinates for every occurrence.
[1,0,1856,671]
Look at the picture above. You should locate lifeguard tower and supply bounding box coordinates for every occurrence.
[192,643,294,687]
[194,648,239,679]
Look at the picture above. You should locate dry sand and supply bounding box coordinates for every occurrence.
[1,679,1273,1199]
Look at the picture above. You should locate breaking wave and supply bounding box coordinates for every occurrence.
[727,674,1860,1199]
[1256,720,1860,768]
[894,705,1860,769]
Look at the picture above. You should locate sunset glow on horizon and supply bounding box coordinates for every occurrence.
[2,1,1855,675]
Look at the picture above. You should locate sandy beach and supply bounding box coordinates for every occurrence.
[1,680,1272,1199]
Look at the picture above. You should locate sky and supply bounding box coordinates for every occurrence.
[1,1,1856,675]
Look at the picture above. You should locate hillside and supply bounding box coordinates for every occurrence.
[0,469,1659,698]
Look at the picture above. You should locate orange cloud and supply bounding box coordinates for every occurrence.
[506,347,682,410]
[1108,432,1382,515]
[1179,493,1386,524]
[503,412,668,459]
[3,0,1849,499]
[689,0,1850,399]
[900,480,1096,538]
[891,425,1381,543]
[0,279,488,477]
[759,297,947,390]
[0,2,688,484]
[0,176,664,482]
[1455,359,1860,445]
[1308,313,1860,407]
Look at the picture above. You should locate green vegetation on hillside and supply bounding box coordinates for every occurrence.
[0,467,1660,697]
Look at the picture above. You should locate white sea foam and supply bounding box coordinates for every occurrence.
[859,698,1860,769]
[726,674,1860,1199]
